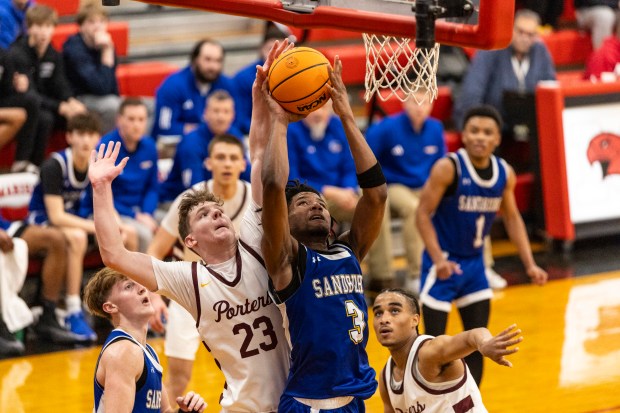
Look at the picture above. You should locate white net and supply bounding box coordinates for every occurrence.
[363,33,440,104]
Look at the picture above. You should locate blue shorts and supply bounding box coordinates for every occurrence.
[420,251,492,312]
[279,394,365,413]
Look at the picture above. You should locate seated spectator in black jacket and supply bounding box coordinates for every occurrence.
[9,4,86,174]
[0,48,26,152]
[62,2,120,133]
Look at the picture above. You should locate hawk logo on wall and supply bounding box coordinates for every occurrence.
[587,133,620,177]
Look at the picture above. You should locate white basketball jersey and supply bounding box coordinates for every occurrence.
[153,205,289,412]
[383,335,487,413]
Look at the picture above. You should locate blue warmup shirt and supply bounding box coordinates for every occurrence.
[0,0,31,49]
[270,241,377,401]
[158,123,249,202]
[233,58,262,136]
[82,131,159,218]
[151,66,240,140]
[287,116,357,190]
[433,149,508,257]
[93,329,163,413]
[366,114,446,189]
[28,149,90,225]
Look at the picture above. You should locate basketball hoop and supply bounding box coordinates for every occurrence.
[363,33,440,104]
[363,0,474,104]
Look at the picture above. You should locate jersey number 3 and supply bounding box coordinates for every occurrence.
[345,300,365,344]
[233,316,278,358]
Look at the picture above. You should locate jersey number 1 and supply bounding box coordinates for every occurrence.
[473,214,485,248]
[345,300,365,344]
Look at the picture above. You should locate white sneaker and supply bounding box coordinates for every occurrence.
[485,268,507,290]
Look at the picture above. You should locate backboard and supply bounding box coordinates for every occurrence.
[117,0,514,50]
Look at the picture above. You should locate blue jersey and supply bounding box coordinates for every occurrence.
[433,148,508,257]
[270,241,377,401]
[94,329,163,413]
[28,149,90,225]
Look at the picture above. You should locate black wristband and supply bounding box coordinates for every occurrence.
[356,162,386,188]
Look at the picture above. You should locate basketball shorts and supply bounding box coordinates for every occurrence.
[419,251,493,313]
[164,300,200,360]
[279,395,365,413]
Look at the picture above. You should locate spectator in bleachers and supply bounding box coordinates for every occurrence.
[62,2,121,134]
[366,90,446,294]
[453,9,556,130]
[159,90,248,204]
[584,26,620,78]
[9,4,87,173]
[286,101,395,293]
[0,209,89,345]
[27,113,137,343]
[148,134,251,405]
[0,49,26,149]
[0,0,32,49]
[517,0,564,29]
[575,0,620,50]
[82,98,158,252]
[232,22,288,135]
[0,41,42,173]
[151,38,239,143]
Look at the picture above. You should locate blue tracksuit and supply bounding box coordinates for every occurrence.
[151,66,240,140]
[287,116,357,190]
[366,114,446,189]
[233,58,262,136]
[81,131,159,218]
[158,123,249,202]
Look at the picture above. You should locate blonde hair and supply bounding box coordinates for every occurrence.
[84,267,128,320]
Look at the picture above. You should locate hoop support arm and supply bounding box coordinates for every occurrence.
[130,0,513,49]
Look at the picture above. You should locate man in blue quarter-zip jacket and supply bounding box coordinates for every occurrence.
[151,38,239,143]
[81,98,159,252]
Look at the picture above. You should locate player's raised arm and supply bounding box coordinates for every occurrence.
[249,39,293,206]
[328,57,387,260]
[260,73,304,291]
[499,166,548,285]
[418,324,523,381]
[90,142,157,291]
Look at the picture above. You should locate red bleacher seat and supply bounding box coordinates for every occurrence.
[37,0,79,16]
[52,21,129,57]
[317,44,367,84]
[557,69,586,84]
[514,172,534,213]
[559,0,577,25]
[117,62,179,97]
[541,30,592,67]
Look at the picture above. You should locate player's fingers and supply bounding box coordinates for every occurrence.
[90,149,97,164]
[97,143,105,160]
[496,357,513,367]
[500,336,523,348]
[499,324,518,336]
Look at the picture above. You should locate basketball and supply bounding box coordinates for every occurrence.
[268,47,332,115]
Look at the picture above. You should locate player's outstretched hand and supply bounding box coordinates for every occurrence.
[479,324,523,368]
[526,264,548,286]
[88,141,129,187]
[176,391,207,412]
[256,38,293,85]
[261,75,305,124]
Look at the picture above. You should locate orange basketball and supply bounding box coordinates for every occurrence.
[268,47,332,115]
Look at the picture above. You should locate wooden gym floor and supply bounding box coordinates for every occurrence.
[1,238,620,412]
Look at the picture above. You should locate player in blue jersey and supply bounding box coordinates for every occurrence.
[85,267,206,413]
[261,52,385,412]
[416,105,548,386]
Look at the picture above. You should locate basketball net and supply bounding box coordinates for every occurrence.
[363,33,440,104]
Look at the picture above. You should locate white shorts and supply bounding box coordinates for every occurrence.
[164,300,200,360]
